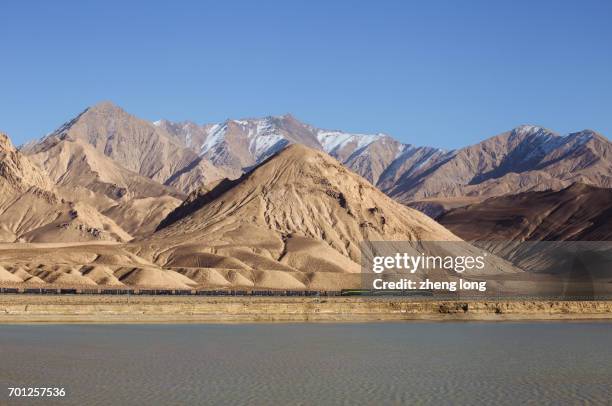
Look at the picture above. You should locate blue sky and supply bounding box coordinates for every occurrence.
[1,1,610,148]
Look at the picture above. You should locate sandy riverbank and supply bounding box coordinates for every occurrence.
[0,295,611,323]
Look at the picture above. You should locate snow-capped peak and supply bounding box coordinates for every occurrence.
[198,117,291,161]
[316,130,385,153]
[248,119,285,158]
[515,124,543,134]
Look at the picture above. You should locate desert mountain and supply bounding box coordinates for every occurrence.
[24,134,182,202]
[23,102,232,193]
[1,132,53,191]
[19,202,132,243]
[386,125,612,204]
[134,144,515,290]
[436,183,612,278]
[437,183,612,242]
[0,132,129,242]
[22,131,184,236]
[153,144,461,255]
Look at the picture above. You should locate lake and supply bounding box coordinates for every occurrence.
[1,322,611,405]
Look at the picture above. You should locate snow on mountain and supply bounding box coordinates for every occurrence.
[248,119,286,158]
[159,115,397,161]
[316,130,385,153]
[200,123,225,154]
[154,114,452,188]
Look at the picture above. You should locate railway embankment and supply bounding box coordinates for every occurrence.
[1,295,611,323]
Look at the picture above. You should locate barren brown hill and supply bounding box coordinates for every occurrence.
[133,145,515,289]
[0,133,130,243]
[25,135,182,202]
[436,183,612,277]
[152,144,461,255]
[1,132,53,191]
[438,183,612,242]
[0,243,196,289]
[23,134,184,236]
[19,203,132,243]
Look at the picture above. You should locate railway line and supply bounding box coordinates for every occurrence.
[0,287,432,297]
[0,287,608,301]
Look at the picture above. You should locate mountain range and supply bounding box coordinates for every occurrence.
[21,101,610,207]
[155,112,611,205]
[0,101,610,289]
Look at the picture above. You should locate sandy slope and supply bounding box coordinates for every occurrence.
[142,144,462,279]
[0,133,133,243]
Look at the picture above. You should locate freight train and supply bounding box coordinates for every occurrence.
[0,287,435,297]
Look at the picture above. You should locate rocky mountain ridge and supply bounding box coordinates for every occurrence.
[156,112,611,206]
[22,102,611,209]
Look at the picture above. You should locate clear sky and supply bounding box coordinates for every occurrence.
[1,0,610,148]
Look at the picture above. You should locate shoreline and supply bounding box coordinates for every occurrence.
[1,295,611,323]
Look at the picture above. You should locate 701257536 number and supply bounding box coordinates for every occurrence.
[8,387,66,397]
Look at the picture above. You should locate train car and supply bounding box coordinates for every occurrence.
[137,289,164,295]
[173,289,195,296]
[340,289,372,296]
[99,288,123,295]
